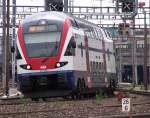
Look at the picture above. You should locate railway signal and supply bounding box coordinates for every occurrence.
[118,23,130,36]
[122,2,134,12]
[45,0,63,11]
[115,0,138,19]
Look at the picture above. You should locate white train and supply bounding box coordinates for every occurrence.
[16,11,116,98]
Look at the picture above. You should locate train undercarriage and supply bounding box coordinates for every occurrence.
[17,73,116,100]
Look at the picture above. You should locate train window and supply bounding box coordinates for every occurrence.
[94,29,99,40]
[90,61,93,72]
[86,31,90,38]
[104,29,110,38]
[93,61,96,71]
[101,62,103,70]
[96,62,98,70]
[80,42,83,57]
[88,30,93,39]
[99,62,101,70]
[92,29,96,39]
[16,48,22,59]
[107,31,112,38]
[70,19,79,28]
[98,29,103,40]
[103,29,107,37]
[107,49,110,61]
[97,30,100,39]
[91,61,94,72]
[23,32,61,58]
[137,44,144,48]
[64,37,76,56]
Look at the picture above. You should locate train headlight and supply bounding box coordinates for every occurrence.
[26,65,31,70]
[20,64,32,70]
[56,62,61,68]
[55,61,68,68]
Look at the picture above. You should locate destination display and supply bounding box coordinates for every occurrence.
[28,25,48,32]
[28,25,58,32]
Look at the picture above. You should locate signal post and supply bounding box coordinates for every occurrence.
[115,0,138,84]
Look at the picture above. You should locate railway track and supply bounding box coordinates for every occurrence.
[0,95,149,118]
[0,89,150,118]
[0,88,3,96]
[102,113,150,118]
[117,88,150,96]
[0,99,150,118]
[0,107,69,117]
[0,97,66,106]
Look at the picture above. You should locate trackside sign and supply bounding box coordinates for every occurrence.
[122,98,130,112]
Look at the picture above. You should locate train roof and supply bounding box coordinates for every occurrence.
[22,11,112,42]
[22,11,66,24]
[23,11,100,29]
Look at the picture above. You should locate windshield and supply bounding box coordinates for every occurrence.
[23,31,61,58]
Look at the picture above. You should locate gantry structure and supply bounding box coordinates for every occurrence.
[0,5,149,28]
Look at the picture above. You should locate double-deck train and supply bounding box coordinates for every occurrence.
[16,11,117,98]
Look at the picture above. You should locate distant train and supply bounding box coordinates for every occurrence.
[16,11,116,99]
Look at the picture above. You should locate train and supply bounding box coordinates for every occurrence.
[16,11,117,99]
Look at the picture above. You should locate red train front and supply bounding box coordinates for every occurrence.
[17,12,76,97]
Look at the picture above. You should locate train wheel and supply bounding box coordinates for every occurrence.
[76,79,83,99]
[42,98,47,101]
[31,98,39,101]
[63,95,71,100]
[30,78,38,91]
[107,79,116,97]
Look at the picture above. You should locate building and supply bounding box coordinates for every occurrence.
[111,28,150,85]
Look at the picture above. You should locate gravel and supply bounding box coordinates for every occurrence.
[0,94,150,118]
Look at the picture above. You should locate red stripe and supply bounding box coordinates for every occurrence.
[18,24,28,61]
[84,34,93,88]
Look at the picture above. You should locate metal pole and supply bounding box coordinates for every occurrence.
[64,0,68,13]
[5,0,10,96]
[100,0,102,25]
[0,0,1,81]
[132,18,137,85]
[149,0,150,89]
[12,0,16,88]
[0,0,1,18]
[119,47,122,82]
[2,0,7,96]
[69,0,73,13]
[143,10,148,90]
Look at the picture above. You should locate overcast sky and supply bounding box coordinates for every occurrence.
[7,0,148,7]
[0,0,149,27]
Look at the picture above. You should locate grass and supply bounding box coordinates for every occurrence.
[95,89,107,101]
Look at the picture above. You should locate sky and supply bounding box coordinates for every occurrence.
[6,0,149,7]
